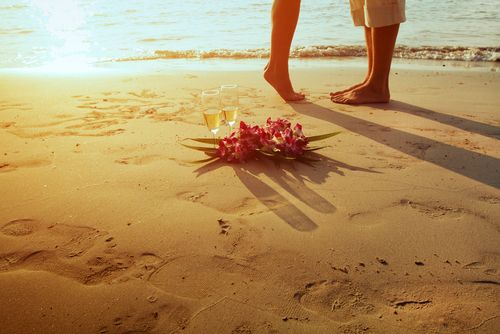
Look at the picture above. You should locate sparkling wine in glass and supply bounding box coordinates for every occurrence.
[201,89,221,146]
[220,84,239,133]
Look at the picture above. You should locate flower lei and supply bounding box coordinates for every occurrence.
[183,118,340,164]
[217,118,309,163]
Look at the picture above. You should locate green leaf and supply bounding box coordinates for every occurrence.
[257,150,297,161]
[180,143,218,153]
[186,137,219,145]
[308,132,341,142]
[304,146,329,152]
[257,150,276,157]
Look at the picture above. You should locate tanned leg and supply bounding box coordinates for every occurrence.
[264,0,305,101]
[330,26,373,97]
[332,23,399,104]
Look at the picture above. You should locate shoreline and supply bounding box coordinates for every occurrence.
[1,57,498,76]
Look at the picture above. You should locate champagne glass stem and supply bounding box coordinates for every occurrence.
[211,129,218,148]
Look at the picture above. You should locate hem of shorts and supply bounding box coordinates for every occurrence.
[351,4,406,27]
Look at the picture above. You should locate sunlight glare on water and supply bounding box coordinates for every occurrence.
[29,0,91,71]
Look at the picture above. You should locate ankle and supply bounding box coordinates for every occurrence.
[265,61,288,74]
[364,80,389,95]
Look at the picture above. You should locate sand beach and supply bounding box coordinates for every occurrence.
[0,60,499,333]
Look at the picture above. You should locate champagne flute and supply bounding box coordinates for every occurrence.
[220,84,239,134]
[201,89,221,147]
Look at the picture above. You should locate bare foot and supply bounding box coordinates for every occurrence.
[329,80,367,97]
[264,66,305,102]
[331,85,390,105]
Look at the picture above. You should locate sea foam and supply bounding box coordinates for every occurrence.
[113,46,499,62]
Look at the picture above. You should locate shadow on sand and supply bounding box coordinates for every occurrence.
[290,100,500,189]
[192,99,499,230]
[388,100,500,140]
[195,153,377,232]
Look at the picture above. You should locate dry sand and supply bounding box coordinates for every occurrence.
[0,60,499,334]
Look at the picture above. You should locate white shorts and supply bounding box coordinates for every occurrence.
[350,0,406,28]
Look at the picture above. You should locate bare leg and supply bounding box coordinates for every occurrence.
[330,27,373,97]
[332,24,399,105]
[264,0,305,101]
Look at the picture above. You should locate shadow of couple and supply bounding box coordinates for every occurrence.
[194,100,500,231]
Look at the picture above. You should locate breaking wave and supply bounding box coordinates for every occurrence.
[113,45,499,62]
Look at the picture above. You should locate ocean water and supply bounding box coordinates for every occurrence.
[0,0,499,68]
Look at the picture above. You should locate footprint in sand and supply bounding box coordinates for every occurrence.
[338,322,371,334]
[83,249,169,285]
[0,218,169,285]
[178,191,261,216]
[83,252,135,285]
[462,253,499,278]
[1,218,103,258]
[0,219,39,236]
[381,284,500,333]
[398,199,486,220]
[129,253,167,281]
[293,280,375,321]
[349,199,487,226]
[0,218,104,273]
[478,195,500,205]
[231,324,256,334]
[98,301,190,334]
